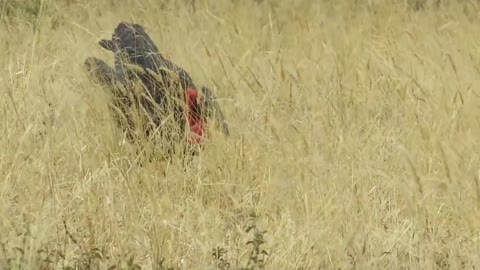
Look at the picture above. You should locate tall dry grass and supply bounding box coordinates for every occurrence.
[1,0,480,269]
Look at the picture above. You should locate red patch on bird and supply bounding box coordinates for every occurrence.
[185,88,206,145]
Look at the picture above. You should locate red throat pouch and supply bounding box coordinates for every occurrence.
[185,88,206,145]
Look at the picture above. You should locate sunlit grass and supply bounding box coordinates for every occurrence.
[1,0,480,269]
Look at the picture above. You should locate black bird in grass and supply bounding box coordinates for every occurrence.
[84,22,229,159]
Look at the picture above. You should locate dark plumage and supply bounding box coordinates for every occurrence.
[84,22,229,158]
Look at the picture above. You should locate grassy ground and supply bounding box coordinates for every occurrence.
[1,0,480,269]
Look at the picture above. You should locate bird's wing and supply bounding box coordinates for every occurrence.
[102,22,197,90]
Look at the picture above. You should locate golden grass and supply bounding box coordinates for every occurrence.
[2,0,480,269]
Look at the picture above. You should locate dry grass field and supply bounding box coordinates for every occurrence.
[2,0,480,269]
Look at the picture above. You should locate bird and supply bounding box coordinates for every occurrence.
[84,21,229,159]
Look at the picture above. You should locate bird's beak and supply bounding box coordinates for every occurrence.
[196,90,203,104]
